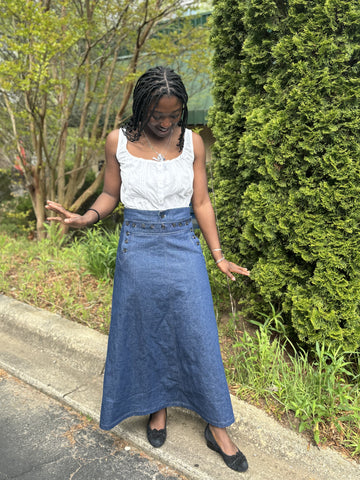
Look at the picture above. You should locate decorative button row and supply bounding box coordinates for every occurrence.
[124,220,191,229]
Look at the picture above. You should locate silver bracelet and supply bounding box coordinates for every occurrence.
[215,256,226,265]
[211,248,222,252]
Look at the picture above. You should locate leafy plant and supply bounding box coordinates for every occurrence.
[225,308,360,449]
[0,194,35,236]
[0,232,112,332]
[209,0,360,351]
[81,226,120,280]
[282,343,357,445]
[43,222,72,250]
[228,311,290,399]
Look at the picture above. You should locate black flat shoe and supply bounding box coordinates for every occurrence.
[147,409,167,448]
[204,424,248,472]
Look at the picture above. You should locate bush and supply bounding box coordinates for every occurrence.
[0,168,36,236]
[81,226,120,280]
[0,169,12,203]
[210,0,360,350]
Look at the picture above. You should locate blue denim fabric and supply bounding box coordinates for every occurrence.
[100,207,234,430]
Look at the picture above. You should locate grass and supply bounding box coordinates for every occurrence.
[219,312,360,458]
[0,231,112,333]
[1,229,359,461]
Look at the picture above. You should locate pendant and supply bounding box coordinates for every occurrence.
[153,153,165,162]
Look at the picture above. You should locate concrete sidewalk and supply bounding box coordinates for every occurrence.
[0,294,359,480]
[1,370,187,480]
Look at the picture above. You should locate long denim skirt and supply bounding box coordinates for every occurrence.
[100,207,234,429]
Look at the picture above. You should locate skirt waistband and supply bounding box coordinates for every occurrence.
[123,207,190,223]
[123,207,192,234]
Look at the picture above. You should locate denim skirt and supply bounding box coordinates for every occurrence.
[99,207,234,430]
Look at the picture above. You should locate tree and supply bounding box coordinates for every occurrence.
[209,0,360,350]
[0,0,210,238]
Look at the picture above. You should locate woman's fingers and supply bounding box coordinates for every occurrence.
[46,200,69,217]
[46,215,65,222]
[217,260,251,281]
[46,200,61,210]
[230,263,250,277]
[46,200,62,208]
[45,200,84,227]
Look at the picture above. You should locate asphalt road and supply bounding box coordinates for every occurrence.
[0,370,187,480]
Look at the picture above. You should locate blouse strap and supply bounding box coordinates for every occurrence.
[184,128,194,157]
[115,128,128,163]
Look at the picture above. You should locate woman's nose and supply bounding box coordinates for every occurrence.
[160,117,172,128]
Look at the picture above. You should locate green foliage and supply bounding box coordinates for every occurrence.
[283,342,357,445]
[201,232,237,316]
[42,222,72,250]
[226,310,360,449]
[0,232,112,332]
[0,169,12,203]
[81,226,120,280]
[229,316,289,399]
[210,0,360,350]
[0,194,36,236]
[0,169,35,235]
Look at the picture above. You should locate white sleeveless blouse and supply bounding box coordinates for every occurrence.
[116,128,194,211]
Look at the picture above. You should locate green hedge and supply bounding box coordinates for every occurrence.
[209,0,360,350]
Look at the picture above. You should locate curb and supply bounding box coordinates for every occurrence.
[0,295,107,375]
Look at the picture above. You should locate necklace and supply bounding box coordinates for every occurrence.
[143,130,173,162]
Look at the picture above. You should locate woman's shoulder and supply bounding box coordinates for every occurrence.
[106,128,127,150]
[188,129,202,142]
[106,128,125,142]
[105,129,127,164]
[106,128,118,143]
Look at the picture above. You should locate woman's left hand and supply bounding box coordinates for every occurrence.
[217,259,250,281]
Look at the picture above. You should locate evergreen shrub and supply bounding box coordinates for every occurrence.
[209,0,360,350]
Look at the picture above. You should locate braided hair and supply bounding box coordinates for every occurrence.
[124,66,189,151]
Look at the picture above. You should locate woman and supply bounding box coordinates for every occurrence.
[46,66,250,473]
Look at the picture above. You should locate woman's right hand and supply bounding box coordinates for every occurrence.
[45,200,91,228]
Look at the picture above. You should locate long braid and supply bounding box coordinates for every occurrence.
[123,66,188,151]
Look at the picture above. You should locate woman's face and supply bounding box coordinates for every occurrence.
[145,95,183,139]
